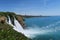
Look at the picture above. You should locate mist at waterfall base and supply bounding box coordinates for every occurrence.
[8,16,60,40]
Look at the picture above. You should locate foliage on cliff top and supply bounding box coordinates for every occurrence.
[0,12,24,26]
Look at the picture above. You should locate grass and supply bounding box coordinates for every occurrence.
[0,23,31,40]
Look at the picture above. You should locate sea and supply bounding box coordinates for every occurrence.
[24,16,60,40]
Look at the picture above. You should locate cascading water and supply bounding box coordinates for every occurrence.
[7,16,24,33]
[7,16,31,37]
[7,16,14,26]
[13,18,24,33]
[6,16,60,40]
[7,16,60,39]
[7,16,43,38]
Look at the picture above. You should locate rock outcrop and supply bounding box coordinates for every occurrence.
[16,15,26,28]
[0,16,6,24]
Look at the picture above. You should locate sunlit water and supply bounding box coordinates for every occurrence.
[7,16,60,40]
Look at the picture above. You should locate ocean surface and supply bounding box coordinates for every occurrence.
[24,16,60,40]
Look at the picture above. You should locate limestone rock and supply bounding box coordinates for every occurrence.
[16,16,26,28]
[0,16,6,23]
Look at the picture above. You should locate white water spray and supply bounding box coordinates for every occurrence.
[13,18,24,33]
[7,17,60,38]
[7,17,42,38]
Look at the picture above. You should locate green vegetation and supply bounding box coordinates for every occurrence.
[0,23,30,40]
[0,12,31,40]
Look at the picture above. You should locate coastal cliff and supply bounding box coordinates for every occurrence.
[0,12,25,28]
[16,15,26,28]
[0,12,31,40]
[0,12,48,28]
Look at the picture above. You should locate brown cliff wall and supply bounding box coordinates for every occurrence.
[0,16,6,24]
[0,15,26,29]
[16,16,26,28]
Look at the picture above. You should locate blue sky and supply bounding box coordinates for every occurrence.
[0,0,60,16]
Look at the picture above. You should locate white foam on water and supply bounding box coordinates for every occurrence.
[7,17,60,38]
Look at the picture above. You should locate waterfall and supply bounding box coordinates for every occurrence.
[7,16,37,38]
[7,16,44,38]
[8,17,54,38]
[13,18,24,33]
[7,16,24,33]
[6,16,60,39]
[7,16,14,26]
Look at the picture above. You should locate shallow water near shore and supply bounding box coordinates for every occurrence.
[24,16,60,40]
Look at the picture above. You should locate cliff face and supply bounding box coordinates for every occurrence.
[16,15,26,28]
[0,15,26,28]
[0,12,26,28]
[0,16,6,24]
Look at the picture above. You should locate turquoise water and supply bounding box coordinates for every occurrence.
[25,16,60,40]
